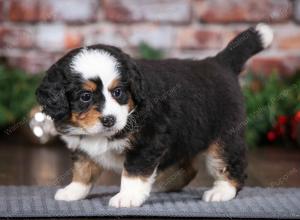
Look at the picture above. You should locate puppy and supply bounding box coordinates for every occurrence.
[36,24,273,207]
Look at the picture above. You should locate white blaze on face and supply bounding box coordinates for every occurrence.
[71,48,119,85]
[102,88,129,131]
[71,48,129,134]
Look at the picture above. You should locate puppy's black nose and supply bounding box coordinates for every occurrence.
[101,115,116,127]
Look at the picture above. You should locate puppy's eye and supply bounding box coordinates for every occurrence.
[112,87,123,98]
[80,92,92,102]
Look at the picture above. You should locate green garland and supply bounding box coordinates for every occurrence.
[243,72,300,147]
[0,65,41,126]
[138,42,164,60]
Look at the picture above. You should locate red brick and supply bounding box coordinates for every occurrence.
[194,0,292,23]
[0,26,7,48]
[0,25,35,49]
[176,27,237,49]
[104,0,130,23]
[250,55,300,75]
[64,28,83,49]
[295,0,300,23]
[195,30,228,49]
[104,0,191,23]
[8,0,57,22]
[278,34,300,50]
[8,0,40,22]
[36,24,65,52]
[39,0,99,23]
[0,0,4,21]
[84,24,128,48]
[7,52,62,74]
[126,24,175,48]
[86,24,172,49]
[275,25,300,50]
[8,0,99,22]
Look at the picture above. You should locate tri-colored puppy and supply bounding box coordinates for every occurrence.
[36,24,273,207]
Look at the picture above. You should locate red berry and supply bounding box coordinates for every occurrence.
[278,115,288,125]
[267,131,277,142]
[295,111,300,122]
[278,126,286,135]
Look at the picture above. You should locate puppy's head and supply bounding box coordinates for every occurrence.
[36,45,144,136]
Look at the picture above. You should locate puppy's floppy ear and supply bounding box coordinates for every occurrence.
[36,67,70,121]
[122,54,145,106]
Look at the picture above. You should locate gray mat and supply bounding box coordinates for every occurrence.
[0,186,300,219]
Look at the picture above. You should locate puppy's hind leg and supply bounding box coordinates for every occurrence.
[153,162,197,192]
[203,137,247,202]
[55,152,101,201]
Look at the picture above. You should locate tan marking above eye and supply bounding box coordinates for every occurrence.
[71,106,102,128]
[83,81,97,91]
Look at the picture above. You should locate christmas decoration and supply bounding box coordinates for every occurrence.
[295,111,300,121]
[244,72,300,147]
[267,131,277,142]
[0,64,41,126]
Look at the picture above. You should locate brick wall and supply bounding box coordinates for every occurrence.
[0,0,300,75]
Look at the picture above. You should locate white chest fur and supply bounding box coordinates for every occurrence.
[61,135,128,173]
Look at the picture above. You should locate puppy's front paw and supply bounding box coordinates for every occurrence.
[109,192,148,208]
[55,182,91,201]
[202,180,236,202]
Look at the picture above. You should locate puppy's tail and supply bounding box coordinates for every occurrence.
[216,23,273,74]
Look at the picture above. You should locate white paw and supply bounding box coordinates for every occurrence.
[109,192,148,208]
[54,182,91,201]
[203,180,237,202]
